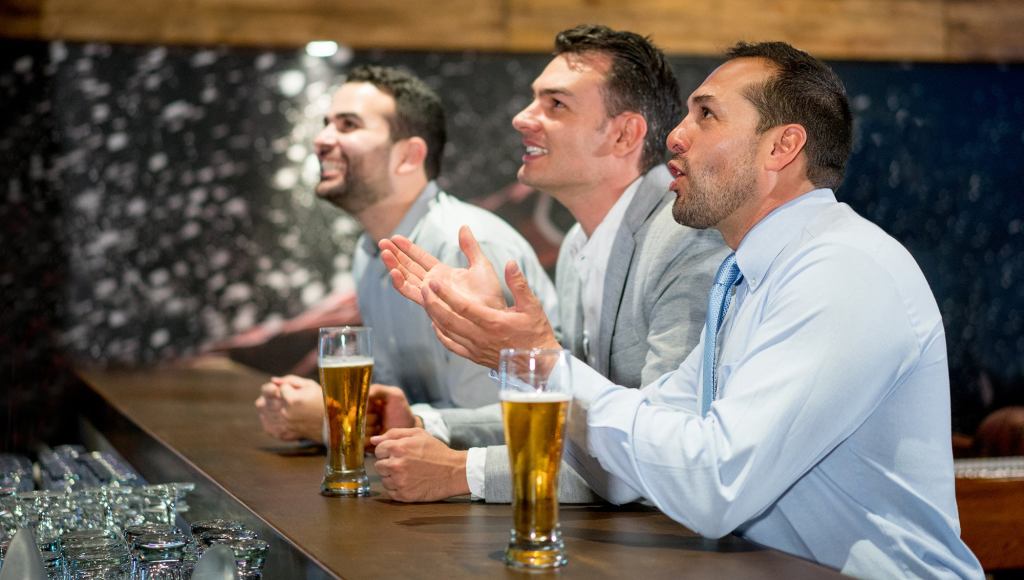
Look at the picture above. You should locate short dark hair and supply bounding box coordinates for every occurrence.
[345,65,447,180]
[554,24,682,173]
[725,42,853,190]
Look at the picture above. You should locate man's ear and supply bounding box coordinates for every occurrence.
[612,112,647,159]
[394,137,428,175]
[765,124,807,172]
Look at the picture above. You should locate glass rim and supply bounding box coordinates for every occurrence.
[499,347,570,357]
[318,325,371,333]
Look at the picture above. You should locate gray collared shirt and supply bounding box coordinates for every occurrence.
[351,181,558,408]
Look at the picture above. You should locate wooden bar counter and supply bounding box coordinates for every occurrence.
[73,360,840,579]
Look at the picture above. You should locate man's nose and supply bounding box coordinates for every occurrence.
[512,101,540,133]
[666,118,691,154]
[314,124,337,151]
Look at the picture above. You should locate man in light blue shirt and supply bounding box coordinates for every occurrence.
[254,65,557,443]
[385,43,982,577]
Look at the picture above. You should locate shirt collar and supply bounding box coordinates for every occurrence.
[735,188,836,290]
[359,181,439,257]
[574,175,643,259]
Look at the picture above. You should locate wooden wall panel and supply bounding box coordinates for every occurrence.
[1,0,1022,62]
[504,0,948,60]
[32,0,505,49]
[0,0,44,38]
[947,0,1024,62]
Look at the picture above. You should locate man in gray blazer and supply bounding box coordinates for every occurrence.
[368,25,727,503]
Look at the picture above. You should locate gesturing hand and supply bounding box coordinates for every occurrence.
[379,225,506,311]
[420,258,560,370]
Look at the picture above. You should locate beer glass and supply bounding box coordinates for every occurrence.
[318,326,373,497]
[499,348,572,569]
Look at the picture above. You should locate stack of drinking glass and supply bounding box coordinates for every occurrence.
[0,447,268,579]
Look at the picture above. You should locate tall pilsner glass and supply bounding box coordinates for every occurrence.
[500,348,572,569]
[318,326,373,497]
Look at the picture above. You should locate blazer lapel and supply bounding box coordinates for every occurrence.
[595,167,672,376]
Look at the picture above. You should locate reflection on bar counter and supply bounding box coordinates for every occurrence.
[0,445,268,579]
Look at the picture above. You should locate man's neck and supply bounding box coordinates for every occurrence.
[355,179,429,242]
[556,170,642,238]
[718,177,819,250]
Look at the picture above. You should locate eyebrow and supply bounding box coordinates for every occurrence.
[538,87,575,99]
[325,112,362,123]
[689,94,716,107]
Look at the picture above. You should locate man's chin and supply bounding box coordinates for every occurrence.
[315,182,345,200]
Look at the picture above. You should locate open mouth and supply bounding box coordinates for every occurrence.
[523,144,549,160]
[319,159,345,177]
[667,158,687,179]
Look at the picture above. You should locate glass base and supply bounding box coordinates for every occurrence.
[504,529,566,569]
[320,469,369,497]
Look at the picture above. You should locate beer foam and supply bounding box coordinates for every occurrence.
[501,391,571,402]
[319,356,374,368]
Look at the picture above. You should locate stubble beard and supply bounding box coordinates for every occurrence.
[316,150,391,215]
[672,148,758,230]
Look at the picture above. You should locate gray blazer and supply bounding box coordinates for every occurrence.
[444,166,728,502]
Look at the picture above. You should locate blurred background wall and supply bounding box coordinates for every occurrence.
[2,0,1022,449]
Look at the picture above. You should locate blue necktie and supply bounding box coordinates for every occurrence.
[701,253,743,417]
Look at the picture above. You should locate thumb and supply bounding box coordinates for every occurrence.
[458,226,488,269]
[504,261,541,312]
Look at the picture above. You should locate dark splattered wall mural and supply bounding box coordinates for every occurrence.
[1,38,1021,449]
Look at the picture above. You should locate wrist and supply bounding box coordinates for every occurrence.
[452,450,470,496]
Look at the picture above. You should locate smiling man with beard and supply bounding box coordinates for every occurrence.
[254,65,557,443]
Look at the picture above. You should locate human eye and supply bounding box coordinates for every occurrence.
[548,96,567,111]
[700,106,715,120]
[337,117,360,132]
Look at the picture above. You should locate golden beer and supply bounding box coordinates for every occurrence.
[502,392,570,568]
[319,356,373,496]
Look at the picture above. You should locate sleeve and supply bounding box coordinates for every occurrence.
[566,246,920,537]
[438,404,505,449]
[483,444,602,504]
[410,403,451,445]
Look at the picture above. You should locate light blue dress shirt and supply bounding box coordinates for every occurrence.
[352,181,558,409]
[563,189,982,578]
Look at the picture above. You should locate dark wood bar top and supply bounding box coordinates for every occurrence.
[74,359,841,579]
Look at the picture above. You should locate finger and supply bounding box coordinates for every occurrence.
[420,286,492,357]
[280,374,310,387]
[457,226,487,269]
[504,260,543,314]
[379,241,429,282]
[260,382,282,396]
[387,235,443,271]
[373,438,392,459]
[421,280,500,338]
[375,458,393,478]
[430,323,477,363]
[381,259,426,306]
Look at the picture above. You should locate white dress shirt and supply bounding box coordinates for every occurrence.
[562,189,983,578]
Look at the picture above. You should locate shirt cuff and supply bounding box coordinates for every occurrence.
[466,446,487,500]
[410,403,451,445]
